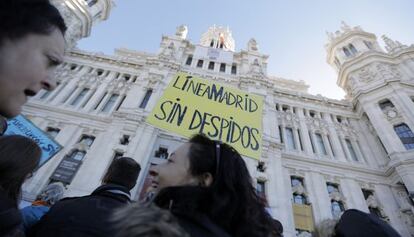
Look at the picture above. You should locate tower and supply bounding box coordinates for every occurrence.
[200,25,235,52]
[326,22,414,208]
[51,0,114,49]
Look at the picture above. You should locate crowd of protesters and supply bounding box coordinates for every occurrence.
[0,0,403,236]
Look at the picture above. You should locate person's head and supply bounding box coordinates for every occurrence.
[37,182,65,206]
[112,203,190,237]
[150,134,276,237]
[0,0,66,118]
[314,219,337,237]
[0,135,41,206]
[103,157,141,190]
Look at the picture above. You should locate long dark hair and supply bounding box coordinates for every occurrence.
[0,135,41,206]
[188,134,274,237]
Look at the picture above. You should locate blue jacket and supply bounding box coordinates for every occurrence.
[21,205,50,231]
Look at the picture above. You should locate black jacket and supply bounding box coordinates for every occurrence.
[335,209,401,237]
[0,189,22,236]
[28,184,131,237]
[153,186,232,237]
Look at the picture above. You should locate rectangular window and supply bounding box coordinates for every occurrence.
[139,89,153,109]
[309,131,316,153]
[298,129,304,151]
[62,87,77,104]
[79,135,95,147]
[327,135,335,157]
[220,63,226,72]
[279,126,283,143]
[231,64,237,75]
[115,95,126,111]
[101,94,119,113]
[256,180,266,196]
[285,127,296,150]
[185,55,193,65]
[40,90,52,100]
[70,150,86,161]
[346,139,358,161]
[197,60,203,68]
[80,89,95,108]
[155,146,169,159]
[120,135,130,145]
[70,88,89,106]
[315,133,327,155]
[94,92,107,110]
[208,61,215,70]
[46,127,60,138]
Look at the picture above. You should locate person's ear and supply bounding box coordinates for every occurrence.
[199,172,213,187]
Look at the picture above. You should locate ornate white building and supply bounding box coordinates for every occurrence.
[21,1,414,236]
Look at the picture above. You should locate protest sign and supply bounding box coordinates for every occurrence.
[5,115,62,167]
[147,72,264,159]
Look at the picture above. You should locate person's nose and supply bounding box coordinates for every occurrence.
[41,75,57,91]
[149,166,159,177]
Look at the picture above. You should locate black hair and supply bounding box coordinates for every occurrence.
[188,134,275,237]
[0,135,41,206]
[0,0,67,45]
[103,157,141,190]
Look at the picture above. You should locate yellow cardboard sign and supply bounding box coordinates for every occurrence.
[147,72,263,159]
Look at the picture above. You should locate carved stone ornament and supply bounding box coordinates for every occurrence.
[329,191,345,202]
[292,183,306,195]
[366,195,379,208]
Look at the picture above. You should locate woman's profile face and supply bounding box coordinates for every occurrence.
[0,28,65,118]
[150,143,199,192]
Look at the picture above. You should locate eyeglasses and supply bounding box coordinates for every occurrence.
[214,141,221,180]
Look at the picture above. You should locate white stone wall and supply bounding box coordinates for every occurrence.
[19,26,414,237]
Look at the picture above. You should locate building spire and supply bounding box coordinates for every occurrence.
[382,35,407,53]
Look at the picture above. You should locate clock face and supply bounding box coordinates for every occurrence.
[387,110,397,118]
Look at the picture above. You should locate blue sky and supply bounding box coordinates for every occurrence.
[78,0,414,100]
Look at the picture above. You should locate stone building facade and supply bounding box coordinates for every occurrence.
[20,1,414,236]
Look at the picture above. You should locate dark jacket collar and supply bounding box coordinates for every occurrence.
[0,188,22,235]
[92,183,131,202]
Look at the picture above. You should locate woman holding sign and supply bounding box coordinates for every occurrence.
[149,134,282,237]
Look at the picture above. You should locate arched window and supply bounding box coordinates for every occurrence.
[394,123,414,150]
[348,44,358,54]
[379,99,394,111]
[327,183,339,194]
[331,200,345,217]
[291,177,304,187]
[293,194,306,205]
[343,47,351,57]
[210,40,215,47]
[364,40,373,50]
[69,150,86,161]
[285,127,296,150]
[85,0,97,7]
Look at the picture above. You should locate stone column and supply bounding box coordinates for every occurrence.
[297,108,313,155]
[266,142,296,237]
[130,125,158,199]
[310,130,320,156]
[363,103,404,153]
[375,184,411,237]
[338,135,352,162]
[306,172,332,221]
[51,79,79,105]
[322,134,334,158]
[323,113,347,162]
[340,178,368,212]
[294,128,302,152]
